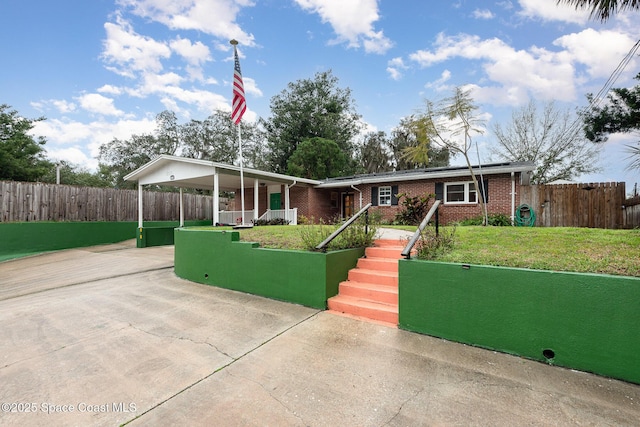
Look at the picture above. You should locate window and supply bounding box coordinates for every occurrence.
[378,186,392,206]
[371,185,399,206]
[444,181,477,204]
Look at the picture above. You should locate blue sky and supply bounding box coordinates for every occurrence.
[1,0,639,188]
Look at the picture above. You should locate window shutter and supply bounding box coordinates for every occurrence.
[435,182,444,201]
[391,185,399,206]
[371,187,378,206]
[481,179,489,203]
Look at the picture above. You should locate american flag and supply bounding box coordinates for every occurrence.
[231,45,246,125]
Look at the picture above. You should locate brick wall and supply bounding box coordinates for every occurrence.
[299,173,522,225]
[227,173,523,225]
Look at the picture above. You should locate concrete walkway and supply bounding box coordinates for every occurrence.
[1,242,639,426]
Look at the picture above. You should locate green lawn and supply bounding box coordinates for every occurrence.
[213,225,640,277]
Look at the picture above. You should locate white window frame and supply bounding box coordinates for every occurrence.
[378,185,392,206]
[444,181,477,204]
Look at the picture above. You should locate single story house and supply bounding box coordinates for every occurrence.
[124,155,534,226]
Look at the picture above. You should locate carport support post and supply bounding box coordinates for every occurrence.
[254,179,259,222]
[137,184,143,229]
[213,170,219,226]
[179,188,184,227]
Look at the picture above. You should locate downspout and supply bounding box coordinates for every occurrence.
[285,180,297,222]
[511,172,516,225]
[351,184,362,210]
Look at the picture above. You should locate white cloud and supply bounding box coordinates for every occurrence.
[170,36,211,66]
[554,29,639,79]
[517,0,590,24]
[386,57,407,80]
[102,15,172,78]
[116,0,256,46]
[409,33,578,105]
[242,77,263,97]
[46,147,100,170]
[31,99,77,114]
[34,117,158,170]
[473,9,495,20]
[76,93,125,117]
[425,70,452,92]
[97,85,123,95]
[294,0,393,54]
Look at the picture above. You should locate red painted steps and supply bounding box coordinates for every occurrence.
[327,239,408,327]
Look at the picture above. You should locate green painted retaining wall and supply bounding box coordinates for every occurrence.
[0,220,210,260]
[136,221,211,248]
[399,260,640,384]
[174,228,364,309]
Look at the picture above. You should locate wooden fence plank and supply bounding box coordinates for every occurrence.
[518,182,627,229]
[0,181,221,223]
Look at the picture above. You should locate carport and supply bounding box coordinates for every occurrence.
[123,155,320,227]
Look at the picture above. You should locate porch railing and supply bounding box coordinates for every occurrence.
[218,210,255,225]
[218,208,298,225]
[400,200,441,259]
[257,208,298,225]
[315,203,372,252]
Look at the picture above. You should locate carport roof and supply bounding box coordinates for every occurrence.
[124,154,322,190]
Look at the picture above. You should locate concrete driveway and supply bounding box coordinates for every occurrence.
[1,241,639,426]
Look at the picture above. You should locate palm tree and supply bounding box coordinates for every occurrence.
[557,0,640,21]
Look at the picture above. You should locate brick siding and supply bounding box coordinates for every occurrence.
[228,172,523,225]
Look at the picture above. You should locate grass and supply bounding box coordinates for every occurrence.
[439,226,640,277]
[198,224,640,277]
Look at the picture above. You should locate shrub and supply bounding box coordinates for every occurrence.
[253,218,291,226]
[458,213,512,226]
[394,192,436,225]
[413,225,456,260]
[299,215,378,251]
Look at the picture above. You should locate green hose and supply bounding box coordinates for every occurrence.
[515,204,536,227]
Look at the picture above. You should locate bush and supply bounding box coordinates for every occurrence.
[253,218,291,226]
[413,225,456,260]
[394,192,435,225]
[299,216,378,251]
[458,213,512,226]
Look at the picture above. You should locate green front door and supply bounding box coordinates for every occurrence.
[270,193,282,210]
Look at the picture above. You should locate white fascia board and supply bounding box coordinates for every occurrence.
[124,155,213,182]
[138,161,215,186]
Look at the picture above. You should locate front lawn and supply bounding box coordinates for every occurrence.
[210,225,640,277]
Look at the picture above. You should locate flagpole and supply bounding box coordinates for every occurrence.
[230,38,247,226]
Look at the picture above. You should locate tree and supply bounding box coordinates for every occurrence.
[0,104,53,182]
[407,87,488,224]
[40,161,111,187]
[557,0,640,21]
[491,100,602,183]
[180,110,267,169]
[581,72,640,171]
[358,131,392,174]
[98,109,267,188]
[390,116,450,170]
[262,70,362,174]
[286,137,348,180]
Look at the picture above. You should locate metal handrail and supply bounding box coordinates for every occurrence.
[400,199,441,259]
[315,203,372,252]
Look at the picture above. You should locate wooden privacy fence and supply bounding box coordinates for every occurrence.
[0,181,220,222]
[519,182,627,229]
[624,197,640,229]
